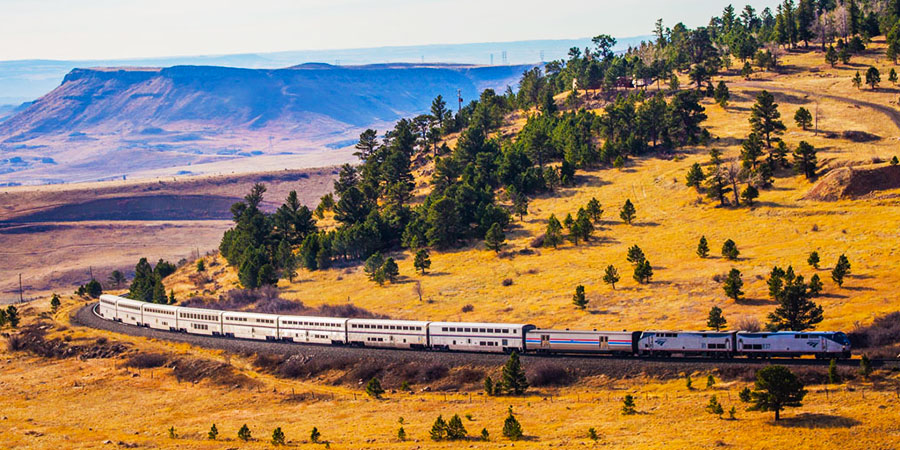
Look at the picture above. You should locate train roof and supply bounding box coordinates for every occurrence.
[175,306,224,315]
[529,328,632,334]
[278,315,348,322]
[347,318,431,326]
[430,321,533,328]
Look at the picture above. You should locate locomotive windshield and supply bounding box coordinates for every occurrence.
[832,332,850,345]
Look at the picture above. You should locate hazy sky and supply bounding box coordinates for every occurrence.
[1,0,781,61]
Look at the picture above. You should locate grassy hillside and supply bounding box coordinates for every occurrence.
[169,40,900,335]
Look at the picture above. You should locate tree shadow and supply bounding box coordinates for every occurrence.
[736,297,773,306]
[775,413,861,429]
[848,274,874,280]
[842,285,875,292]
[818,292,848,299]
[632,221,660,227]
[424,271,451,277]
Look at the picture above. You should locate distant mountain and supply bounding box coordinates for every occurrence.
[0,63,531,185]
[0,36,650,105]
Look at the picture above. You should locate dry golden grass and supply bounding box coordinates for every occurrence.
[5,43,900,449]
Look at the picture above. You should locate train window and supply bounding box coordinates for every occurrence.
[480,328,486,333]
[442,327,447,332]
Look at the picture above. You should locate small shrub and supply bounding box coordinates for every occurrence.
[622,395,636,415]
[310,427,321,443]
[588,427,599,441]
[238,424,251,441]
[461,304,474,313]
[124,352,168,369]
[168,426,176,439]
[502,278,513,286]
[208,424,218,440]
[271,427,285,446]
[366,377,385,398]
[397,427,406,441]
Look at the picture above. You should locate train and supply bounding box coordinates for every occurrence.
[97,294,852,359]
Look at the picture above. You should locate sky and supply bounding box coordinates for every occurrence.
[0,0,781,61]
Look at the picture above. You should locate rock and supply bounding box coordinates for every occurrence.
[102,440,112,444]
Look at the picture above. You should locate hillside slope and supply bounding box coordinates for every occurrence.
[0,63,530,185]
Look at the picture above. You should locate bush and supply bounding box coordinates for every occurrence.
[527,362,574,387]
[502,278,513,286]
[124,352,168,369]
[461,304,474,313]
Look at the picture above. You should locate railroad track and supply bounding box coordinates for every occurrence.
[74,303,900,370]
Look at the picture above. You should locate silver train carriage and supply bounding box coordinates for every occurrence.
[429,322,534,353]
[346,318,430,349]
[526,329,638,354]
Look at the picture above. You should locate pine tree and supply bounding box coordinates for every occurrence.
[807,251,820,269]
[714,81,730,107]
[484,223,506,253]
[831,254,851,287]
[852,71,862,89]
[685,374,693,390]
[794,107,813,130]
[196,259,206,272]
[686,163,706,190]
[741,185,759,206]
[865,67,880,90]
[808,274,823,297]
[544,214,564,249]
[271,427,285,446]
[208,424,218,440]
[366,377,385,399]
[723,269,744,301]
[501,351,529,395]
[481,428,490,441]
[741,61,753,79]
[622,395,637,415]
[859,354,872,380]
[767,274,824,331]
[588,427,599,441]
[484,376,494,396]
[381,258,400,284]
[626,245,646,266]
[793,140,818,179]
[573,285,587,309]
[502,407,523,440]
[825,45,838,67]
[707,306,727,331]
[706,395,724,416]
[238,424,252,441]
[50,293,61,313]
[892,156,899,166]
[619,199,636,225]
[633,260,653,284]
[614,155,626,169]
[397,427,407,441]
[749,365,807,421]
[168,426,176,439]
[728,406,737,420]
[413,249,431,275]
[739,387,751,402]
[310,427,321,443]
[749,90,785,148]
[574,208,594,243]
[890,68,898,85]
[446,414,467,440]
[364,252,384,281]
[697,236,710,258]
[721,239,739,260]
[586,198,603,223]
[740,133,764,170]
[707,374,716,388]
[827,359,840,384]
[603,265,620,290]
[6,306,19,328]
[430,416,447,441]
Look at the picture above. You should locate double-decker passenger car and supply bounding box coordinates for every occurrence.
[525,329,638,354]
[429,322,534,353]
[278,316,347,345]
[222,311,279,341]
[637,331,735,357]
[175,307,222,336]
[736,331,850,358]
[347,318,430,349]
[98,295,118,320]
[142,303,178,331]
[115,297,145,326]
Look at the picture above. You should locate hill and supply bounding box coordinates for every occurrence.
[0,63,531,185]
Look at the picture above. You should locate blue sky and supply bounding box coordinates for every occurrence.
[1,0,781,61]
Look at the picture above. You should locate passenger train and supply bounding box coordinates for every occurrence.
[97,294,851,359]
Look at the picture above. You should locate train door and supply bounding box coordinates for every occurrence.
[540,334,550,349]
[600,336,609,350]
[820,336,827,353]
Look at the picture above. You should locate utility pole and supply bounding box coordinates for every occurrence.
[457,89,462,114]
[89,266,94,281]
[19,273,23,303]
[814,98,819,136]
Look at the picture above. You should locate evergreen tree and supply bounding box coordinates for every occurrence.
[588,427,599,442]
[707,374,716,389]
[500,351,529,395]
[208,424,218,440]
[5,306,19,328]
[749,90,786,148]
[839,46,851,65]
[430,416,447,441]
[697,236,710,258]
[364,252,385,281]
[85,279,103,298]
[238,424,252,441]
[484,223,506,253]
[852,71,862,90]
[890,68,898,85]
[414,249,431,274]
[721,239,740,260]
[169,426,176,439]
[723,269,744,301]
[794,107,813,130]
[50,293,61,313]
[865,67,880,90]
[271,427,285,446]
[859,354,872,379]
[502,407,523,440]
[481,428,490,441]
[484,376,494,396]
[446,414,467,440]
[808,274,823,297]
[366,377,385,398]
[622,395,637,415]
[793,141,817,179]
[739,386,752,402]
[586,198,603,224]
[686,163,706,190]
[714,81,730,107]
[108,270,127,288]
[741,61,754,79]
[397,427,406,442]
[749,365,807,421]
[603,265,620,290]
[892,156,899,166]
[634,260,653,284]
[381,258,400,284]
[741,185,759,206]
[574,208,594,243]
[310,427,321,443]
[740,133,764,170]
[707,306,727,331]
[685,374,693,390]
[544,214,564,249]
[831,254,851,287]
[196,259,206,273]
[807,251,820,269]
[767,274,824,331]
[626,245,646,266]
[573,285,587,309]
[825,45,838,67]
[706,395,724,416]
[619,199,636,225]
[827,359,840,384]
